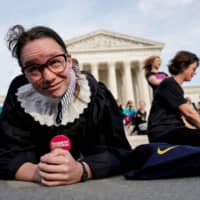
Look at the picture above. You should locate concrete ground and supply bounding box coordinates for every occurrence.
[1,176,200,200]
[124,125,149,148]
[127,134,149,148]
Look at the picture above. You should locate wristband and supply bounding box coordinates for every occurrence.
[79,161,88,182]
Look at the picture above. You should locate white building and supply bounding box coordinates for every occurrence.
[183,86,200,104]
[66,29,165,111]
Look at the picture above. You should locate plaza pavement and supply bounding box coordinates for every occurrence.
[124,125,149,148]
[127,134,149,148]
[1,176,200,200]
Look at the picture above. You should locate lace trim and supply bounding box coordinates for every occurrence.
[16,74,91,126]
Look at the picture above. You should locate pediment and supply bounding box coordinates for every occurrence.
[66,29,164,52]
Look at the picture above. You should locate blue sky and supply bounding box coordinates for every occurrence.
[0,0,200,95]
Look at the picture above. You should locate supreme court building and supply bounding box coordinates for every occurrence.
[66,29,165,111]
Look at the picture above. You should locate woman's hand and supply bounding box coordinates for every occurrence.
[15,162,41,183]
[38,148,83,186]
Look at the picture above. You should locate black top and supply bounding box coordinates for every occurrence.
[146,71,168,95]
[148,77,187,141]
[0,73,131,180]
[135,110,146,125]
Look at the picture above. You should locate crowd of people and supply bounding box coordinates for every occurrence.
[116,99,148,135]
[120,54,200,137]
[0,24,200,186]
[148,51,200,146]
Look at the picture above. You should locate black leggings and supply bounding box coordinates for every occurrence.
[151,127,200,147]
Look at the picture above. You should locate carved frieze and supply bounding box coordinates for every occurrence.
[67,34,151,50]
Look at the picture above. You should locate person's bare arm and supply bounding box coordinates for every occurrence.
[148,75,162,86]
[179,103,200,128]
[15,162,41,182]
[181,115,195,129]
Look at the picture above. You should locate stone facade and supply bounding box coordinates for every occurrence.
[66,29,165,111]
[183,86,200,105]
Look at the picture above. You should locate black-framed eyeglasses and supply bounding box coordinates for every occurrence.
[22,53,67,80]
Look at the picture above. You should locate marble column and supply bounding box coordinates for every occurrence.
[91,63,99,81]
[135,66,142,101]
[137,61,152,113]
[123,61,134,102]
[108,62,118,98]
[132,69,139,107]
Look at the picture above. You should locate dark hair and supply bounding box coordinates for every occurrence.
[6,25,67,67]
[168,51,199,75]
[143,55,160,74]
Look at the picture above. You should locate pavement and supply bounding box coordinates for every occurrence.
[124,125,149,148]
[1,176,200,200]
[127,134,149,148]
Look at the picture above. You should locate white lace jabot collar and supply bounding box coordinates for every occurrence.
[16,74,91,126]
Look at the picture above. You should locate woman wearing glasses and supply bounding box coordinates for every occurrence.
[0,25,131,186]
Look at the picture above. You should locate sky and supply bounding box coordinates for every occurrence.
[0,0,200,95]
